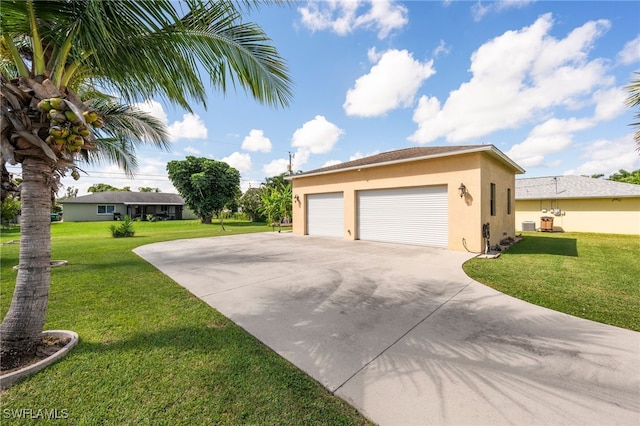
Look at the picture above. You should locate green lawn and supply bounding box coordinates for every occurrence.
[0,220,371,425]
[463,232,640,331]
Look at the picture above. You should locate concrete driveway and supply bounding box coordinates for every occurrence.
[134,233,640,425]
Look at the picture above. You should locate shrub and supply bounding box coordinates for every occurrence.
[109,215,135,238]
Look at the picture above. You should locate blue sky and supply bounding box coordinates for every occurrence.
[56,1,640,194]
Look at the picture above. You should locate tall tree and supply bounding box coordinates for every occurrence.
[139,187,161,193]
[261,182,292,226]
[608,169,640,185]
[64,186,78,199]
[240,187,266,222]
[0,0,291,368]
[167,157,240,225]
[87,183,131,193]
[0,194,21,228]
[626,72,640,151]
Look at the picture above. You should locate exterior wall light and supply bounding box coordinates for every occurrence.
[458,183,467,198]
[294,194,300,202]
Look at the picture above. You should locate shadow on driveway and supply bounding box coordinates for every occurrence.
[134,233,639,425]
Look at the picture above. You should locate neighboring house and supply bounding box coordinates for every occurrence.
[515,176,640,235]
[287,145,525,252]
[61,192,197,222]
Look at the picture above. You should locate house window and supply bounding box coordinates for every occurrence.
[490,183,496,216]
[97,205,115,215]
[507,188,512,215]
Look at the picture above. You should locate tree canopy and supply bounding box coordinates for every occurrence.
[167,156,240,224]
[239,187,266,222]
[608,169,640,185]
[0,195,21,228]
[88,183,131,193]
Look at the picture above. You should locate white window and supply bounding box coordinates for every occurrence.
[97,205,115,215]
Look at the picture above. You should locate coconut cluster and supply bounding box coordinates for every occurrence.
[37,97,102,153]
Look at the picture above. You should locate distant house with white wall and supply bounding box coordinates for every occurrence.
[61,192,196,222]
[515,176,640,235]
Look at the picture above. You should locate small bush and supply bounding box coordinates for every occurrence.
[110,215,135,238]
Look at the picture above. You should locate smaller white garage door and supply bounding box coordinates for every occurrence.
[358,186,448,247]
[306,193,344,238]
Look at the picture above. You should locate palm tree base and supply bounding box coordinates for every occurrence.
[0,330,78,390]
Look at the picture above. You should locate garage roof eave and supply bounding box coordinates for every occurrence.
[286,145,525,180]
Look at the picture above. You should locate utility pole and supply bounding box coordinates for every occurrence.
[288,151,294,175]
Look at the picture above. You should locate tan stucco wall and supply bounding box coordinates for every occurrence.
[516,197,640,235]
[291,152,518,252]
[480,155,517,246]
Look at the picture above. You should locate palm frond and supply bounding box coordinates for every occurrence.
[76,99,170,176]
[625,72,640,149]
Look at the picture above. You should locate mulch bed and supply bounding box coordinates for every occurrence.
[0,335,71,374]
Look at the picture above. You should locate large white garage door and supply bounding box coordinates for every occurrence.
[358,186,448,247]
[306,193,344,238]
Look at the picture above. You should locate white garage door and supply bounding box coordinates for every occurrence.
[306,193,344,238]
[358,186,448,247]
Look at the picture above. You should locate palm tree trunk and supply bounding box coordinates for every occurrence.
[0,157,53,369]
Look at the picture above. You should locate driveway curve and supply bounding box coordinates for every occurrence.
[134,233,639,425]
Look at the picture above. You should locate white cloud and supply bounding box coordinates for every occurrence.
[350,150,380,161]
[298,0,408,39]
[220,152,252,174]
[592,87,627,120]
[323,159,343,167]
[321,149,382,168]
[433,40,450,57]
[241,179,261,193]
[409,14,612,145]
[472,0,536,22]
[184,146,200,155]
[167,113,208,141]
[344,49,435,117]
[367,47,383,63]
[507,117,593,167]
[262,158,289,177]
[262,148,311,177]
[241,129,272,153]
[292,148,311,170]
[133,99,208,142]
[617,35,640,65]
[292,116,344,154]
[564,133,640,176]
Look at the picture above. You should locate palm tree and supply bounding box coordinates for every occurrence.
[0,0,291,369]
[626,72,640,151]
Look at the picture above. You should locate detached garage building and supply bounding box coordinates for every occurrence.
[288,145,525,252]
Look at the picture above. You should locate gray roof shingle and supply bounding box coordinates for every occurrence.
[61,192,185,205]
[290,145,525,178]
[516,176,640,199]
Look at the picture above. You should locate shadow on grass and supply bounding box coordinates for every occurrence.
[509,235,578,257]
